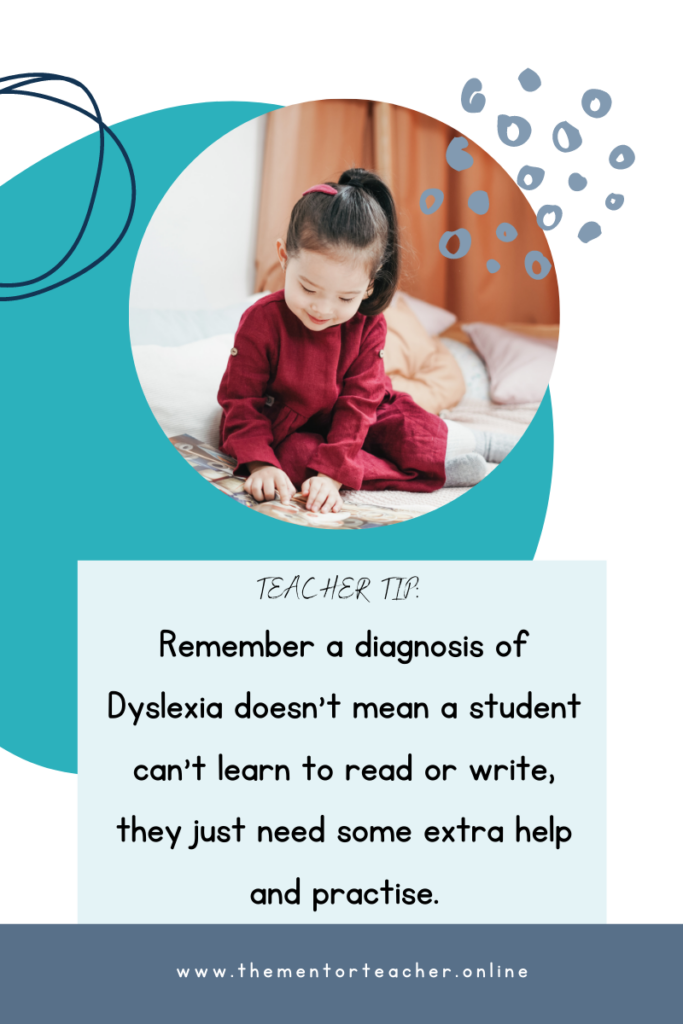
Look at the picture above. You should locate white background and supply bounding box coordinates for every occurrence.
[0,0,680,924]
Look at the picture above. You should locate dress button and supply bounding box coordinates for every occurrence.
[379,348,385,357]
[230,346,238,356]
[264,394,274,407]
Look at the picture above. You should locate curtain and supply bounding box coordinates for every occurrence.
[255,100,559,325]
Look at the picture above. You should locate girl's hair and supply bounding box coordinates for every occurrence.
[286,168,400,316]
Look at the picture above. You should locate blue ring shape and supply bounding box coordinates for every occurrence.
[517,165,545,190]
[606,193,624,210]
[552,121,582,153]
[581,88,612,118]
[496,222,518,242]
[498,114,532,147]
[439,229,472,259]
[537,205,563,230]
[609,145,635,169]
[419,188,444,215]
[525,251,553,279]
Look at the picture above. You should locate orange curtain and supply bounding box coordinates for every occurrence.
[255,100,559,325]
[255,100,373,294]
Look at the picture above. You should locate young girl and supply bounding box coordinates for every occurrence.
[217,169,512,513]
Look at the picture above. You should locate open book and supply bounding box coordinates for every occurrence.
[169,435,420,530]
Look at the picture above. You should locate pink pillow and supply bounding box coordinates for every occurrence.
[392,291,456,335]
[462,323,556,404]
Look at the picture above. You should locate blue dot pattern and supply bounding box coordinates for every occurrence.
[578,222,602,243]
[468,190,489,214]
[518,69,541,92]
[496,222,518,242]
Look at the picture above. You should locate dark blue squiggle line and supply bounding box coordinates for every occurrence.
[0,73,105,286]
[0,72,136,302]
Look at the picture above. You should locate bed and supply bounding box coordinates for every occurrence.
[131,295,558,528]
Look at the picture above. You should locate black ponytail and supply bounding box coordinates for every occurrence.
[285,168,400,316]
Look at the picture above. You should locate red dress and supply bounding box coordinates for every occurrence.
[217,291,447,492]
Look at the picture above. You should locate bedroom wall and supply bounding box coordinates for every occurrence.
[129,116,266,310]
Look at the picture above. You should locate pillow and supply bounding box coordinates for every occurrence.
[504,323,559,347]
[133,334,232,445]
[438,338,491,403]
[384,300,438,376]
[462,323,556,404]
[391,291,457,336]
[383,300,465,414]
[129,292,269,348]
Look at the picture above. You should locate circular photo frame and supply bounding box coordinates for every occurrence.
[130,99,559,531]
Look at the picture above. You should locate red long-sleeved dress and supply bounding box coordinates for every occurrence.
[217,291,447,492]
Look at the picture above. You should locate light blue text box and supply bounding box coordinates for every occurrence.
[79,561,605,923]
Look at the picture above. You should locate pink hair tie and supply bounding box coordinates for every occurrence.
[302,184,338,196]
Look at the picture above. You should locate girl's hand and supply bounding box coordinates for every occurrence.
[301,474,343,513]
[244,463,296,504]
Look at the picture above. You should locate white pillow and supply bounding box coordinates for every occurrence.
[391,291,457,335]
[462,323,556,404]
[439,338,491,403]
[130,292,270,348]
[133,334,232,445]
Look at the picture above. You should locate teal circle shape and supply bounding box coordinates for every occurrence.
[0,103,554,773]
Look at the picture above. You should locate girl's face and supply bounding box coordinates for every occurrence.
[276,240,373,332]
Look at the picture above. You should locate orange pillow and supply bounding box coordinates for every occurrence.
[383,298,465,414]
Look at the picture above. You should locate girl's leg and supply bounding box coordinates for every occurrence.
[443,419,516,487]
[444,451,488,487]
[278,430,435,492]
[444,419,516,463]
